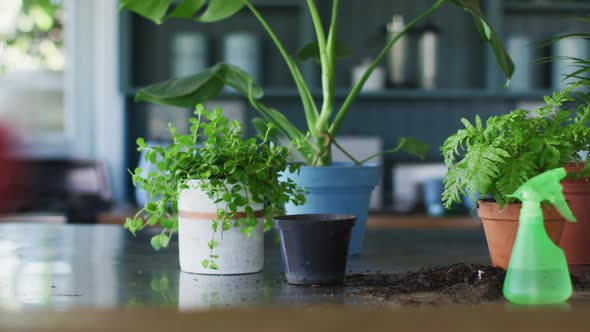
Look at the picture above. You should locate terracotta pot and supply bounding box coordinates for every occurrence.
[477,201,566,269]
[561,162,590,266]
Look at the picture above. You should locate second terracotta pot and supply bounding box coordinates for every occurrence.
[561,162,590,265]
[477,201,566,269]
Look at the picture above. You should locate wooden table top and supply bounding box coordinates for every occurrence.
[0,221,584,332]
[2,305,590,332]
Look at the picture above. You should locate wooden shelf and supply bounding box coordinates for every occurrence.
[366,214,481,230]
[504,1,590,14]
[125,87,552,101]
[98,207,481,230]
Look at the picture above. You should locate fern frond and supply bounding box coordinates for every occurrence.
[496,154,536,197]
[442,166,466,209]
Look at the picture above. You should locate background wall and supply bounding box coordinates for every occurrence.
[120,0,590,209]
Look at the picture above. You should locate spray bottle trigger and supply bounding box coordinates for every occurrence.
[551,197,576,222]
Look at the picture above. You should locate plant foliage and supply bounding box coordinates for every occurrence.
[538,14,590,84]
[125,104,305,269]
[441,81,590,208]
[119,0,513,166]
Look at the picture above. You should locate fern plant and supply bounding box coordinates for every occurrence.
[442,80,590,208]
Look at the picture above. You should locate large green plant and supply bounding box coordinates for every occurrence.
[120,0,514,166]
[441,81,590,208]
[125,104,305,269]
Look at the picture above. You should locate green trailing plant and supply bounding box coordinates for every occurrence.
[441,80,590,209]
[119,0,514,166]
[125,104,305,269]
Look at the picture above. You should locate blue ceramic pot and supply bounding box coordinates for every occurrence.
[282,163,380,254]
[422,177,445,217]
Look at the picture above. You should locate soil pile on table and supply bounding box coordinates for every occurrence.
[346,263,505,305]
[573,272,590,290]
[346,263,590,306]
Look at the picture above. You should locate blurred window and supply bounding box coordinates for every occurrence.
[0,0,65,141]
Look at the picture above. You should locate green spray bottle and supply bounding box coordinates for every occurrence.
[503,167,576,305]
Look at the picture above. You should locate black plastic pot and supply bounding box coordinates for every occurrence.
[274,214,357,286]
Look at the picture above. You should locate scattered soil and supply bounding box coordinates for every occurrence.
[573,272,590,290]
[345,263,590,306]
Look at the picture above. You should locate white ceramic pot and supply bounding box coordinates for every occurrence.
[177,180,264,275]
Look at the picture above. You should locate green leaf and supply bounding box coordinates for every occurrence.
[120,0,242,24]
[166,0,205,19]
[231,184,243,194]
[135,66,223,107]
[146,202,157,212]
[360,137,429,164]
[447,0,514,81]
[245,205,254,216]
[161,217,177,230]
[252,117,272,135]
[395,137,429,159]
[480,18,491,40]
[147,215,159,226]
[150,235,162,250]
[229,202,237,213]
[134,217,143,230]
[248,98,314,157]
[222,222,231,231]
[201,259,209,268]
[219,64,265,98]
[296,40,352,63]
[497,155,536,197]
[124,217,134,232]
[208,239,219,250]
[159,233,170,248]
[234,195,248,206]
[148,151,157,163]
[120,0,173,24]
[135,64,263,108]
[195,0,244,22]
[136,137,146,149]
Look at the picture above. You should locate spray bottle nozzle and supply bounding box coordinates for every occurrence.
[508,168,576,222]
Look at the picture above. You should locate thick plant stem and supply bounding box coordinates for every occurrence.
[316,0,339,134]
[242,0,320,136]
[314,134,333,166]
[306,0,331,133]
[328,0,445,136]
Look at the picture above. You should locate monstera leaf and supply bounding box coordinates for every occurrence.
[135,64,264,108]
[448,0,514,85]
[119,0,244,24]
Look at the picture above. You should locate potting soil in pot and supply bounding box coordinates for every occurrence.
[345,263,590,306]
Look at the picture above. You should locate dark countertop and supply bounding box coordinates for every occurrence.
[0,223,490,310]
